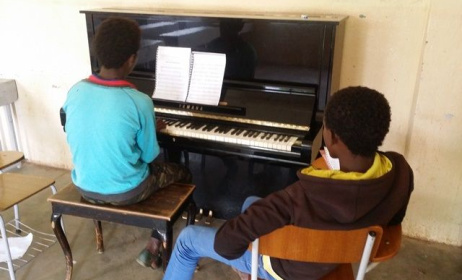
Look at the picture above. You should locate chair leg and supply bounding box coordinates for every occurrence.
[1,215,17,280]
[93,220,104,253]
[51,213,73,280]
[356,231,377,280]
[49,185,65,233]
[186,201,196,226]
[13,204,20,233]
[250,239,259,280]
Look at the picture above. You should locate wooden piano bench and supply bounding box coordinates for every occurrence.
[48,183,196,280]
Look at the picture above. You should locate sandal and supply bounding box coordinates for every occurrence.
[136,248,162,270]
[151,250,163,270]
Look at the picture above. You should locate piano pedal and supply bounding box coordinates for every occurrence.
[195,208,204,222]
[181,211,188,220]
[205,210,213,225]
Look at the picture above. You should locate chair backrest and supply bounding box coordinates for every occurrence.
[0,79,20,151]
[0,79,18,106]
[250,225,383,280]
[372,224,402,262]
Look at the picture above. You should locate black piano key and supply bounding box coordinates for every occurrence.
[195,124,207,130]
[204,125,214,131]
[217,126,227,133]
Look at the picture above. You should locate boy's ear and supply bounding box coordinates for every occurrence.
[127,54,137,68]
[330,130,340,145]
[324,127,338,145]
[324,128,341,158]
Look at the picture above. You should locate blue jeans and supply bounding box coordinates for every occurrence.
[163,196,276,280]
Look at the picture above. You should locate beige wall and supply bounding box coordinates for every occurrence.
[0,0,461,246]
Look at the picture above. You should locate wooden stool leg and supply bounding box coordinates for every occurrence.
[187,201,196,226]
[159,227,172,272]
[51,213,73,280]
[93,220,104,253]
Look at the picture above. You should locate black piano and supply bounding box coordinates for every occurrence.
[81,9,347,219]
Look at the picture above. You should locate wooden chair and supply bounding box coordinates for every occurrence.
[0,79,59,280]
[48,182,196,280]
[0,79,30,230]
[249,224,402,280]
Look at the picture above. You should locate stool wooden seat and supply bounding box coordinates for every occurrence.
[48,183,196,280]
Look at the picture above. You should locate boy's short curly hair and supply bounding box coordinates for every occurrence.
[324,86,391,157]
[93,17,141,69]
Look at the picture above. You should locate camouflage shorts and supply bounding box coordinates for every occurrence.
[79,162,192,206]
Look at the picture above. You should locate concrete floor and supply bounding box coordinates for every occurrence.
[1,162,461,280]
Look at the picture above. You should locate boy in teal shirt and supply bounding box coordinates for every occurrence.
[63,17,191,269]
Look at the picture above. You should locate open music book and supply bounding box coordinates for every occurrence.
[153,46,226,106]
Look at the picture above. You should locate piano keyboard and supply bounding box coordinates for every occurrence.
[160,119,300,152]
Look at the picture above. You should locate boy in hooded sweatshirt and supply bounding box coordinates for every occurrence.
[163,86,414,280]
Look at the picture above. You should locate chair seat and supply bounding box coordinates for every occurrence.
[0,173,55,211]
[0,151,24,170]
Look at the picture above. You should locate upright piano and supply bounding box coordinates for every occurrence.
[81,8,347,219]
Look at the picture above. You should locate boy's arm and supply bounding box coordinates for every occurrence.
[214,189,294,259]
[136,95,160,163]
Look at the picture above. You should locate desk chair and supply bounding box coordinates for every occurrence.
[250,225,385,280]
[244,156,403,280]
[0,79,58,280]
[0,79,28,230]
[0,174,58,280]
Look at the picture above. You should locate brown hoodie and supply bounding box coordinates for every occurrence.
[214,151,414,279]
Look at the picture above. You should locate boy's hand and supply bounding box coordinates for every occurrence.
[156,119,167,131]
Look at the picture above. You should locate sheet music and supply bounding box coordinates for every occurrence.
[153,46,192,101]
[186,52,226,106]
[320,147,340,170]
